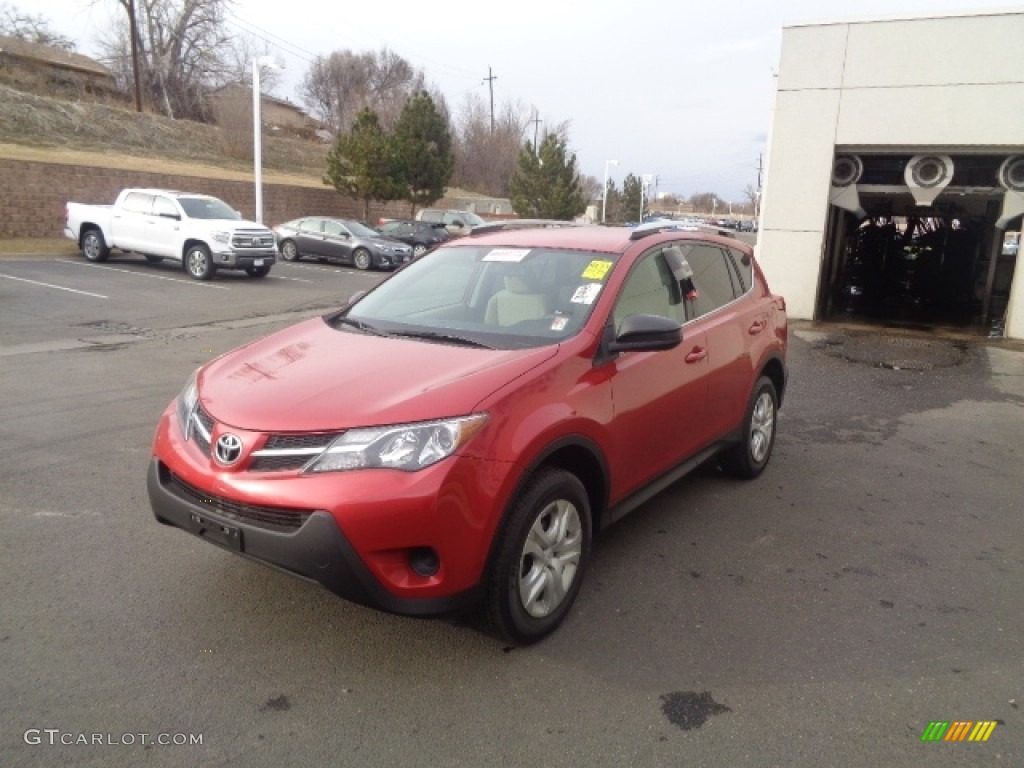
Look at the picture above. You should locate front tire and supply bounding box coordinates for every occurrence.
[184,244,216,281]
[720,375,778,479]
[280,240,299,261]
[352,248,372,271]
[486,469,591,645]
[81,229,109,262]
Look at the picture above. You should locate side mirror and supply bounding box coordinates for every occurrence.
[607,314,682,354]
[348,290,367,305]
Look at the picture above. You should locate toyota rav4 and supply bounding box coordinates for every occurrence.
[148,222,788,644]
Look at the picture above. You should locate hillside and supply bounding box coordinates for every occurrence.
[0,84,330,184]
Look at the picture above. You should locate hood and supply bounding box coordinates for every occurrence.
[198,318,557,432]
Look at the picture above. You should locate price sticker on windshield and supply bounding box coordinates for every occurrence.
[570,284,603,305]
[483,248,531,262]
[581,260,613,280]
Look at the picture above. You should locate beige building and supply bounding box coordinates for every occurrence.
[758,9,1024,339]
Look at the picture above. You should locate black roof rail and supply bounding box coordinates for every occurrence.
[469,219,584,236]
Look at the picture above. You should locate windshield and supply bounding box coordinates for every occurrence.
[345,221,381,238]
[335,245,621,350]
[179,197,241,220]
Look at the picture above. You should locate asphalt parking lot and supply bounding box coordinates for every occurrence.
[2,250,1023,767]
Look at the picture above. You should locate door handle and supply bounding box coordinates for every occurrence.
[748,320,766,335]
[685,347,707,364]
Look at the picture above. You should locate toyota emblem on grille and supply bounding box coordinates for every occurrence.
[214,433,244,465]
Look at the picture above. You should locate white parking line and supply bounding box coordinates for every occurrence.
[57,259,230,289]
[276,262,362,276]
[269,275,314,284]
[0,272,108,299]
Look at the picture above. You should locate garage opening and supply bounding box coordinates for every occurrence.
[818,153,1023,336]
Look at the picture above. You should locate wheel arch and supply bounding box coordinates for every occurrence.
[758,354,787,408]
[504,436,610,541]
[180,238,210,260]
[78,222,102,245]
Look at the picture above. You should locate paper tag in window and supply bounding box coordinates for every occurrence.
[550,316,569,331]
[570,284,602,305]
[482,248,531,262]
[581,260,613,280]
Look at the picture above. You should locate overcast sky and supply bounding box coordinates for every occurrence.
[19,0,1017,202]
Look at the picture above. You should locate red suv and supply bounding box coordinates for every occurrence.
[148,222,787,644]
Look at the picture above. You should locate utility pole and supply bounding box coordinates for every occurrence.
[127,0,142,112]
[529,111,542,154]
[483,67,497,133]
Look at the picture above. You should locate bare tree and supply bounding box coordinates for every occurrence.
[301,48,426,133]
[451,94,531,197]
[98,0,239,120]
[0,3,76,50]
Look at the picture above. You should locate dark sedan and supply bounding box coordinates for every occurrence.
[377,219,450,257]
[273,217,413,270]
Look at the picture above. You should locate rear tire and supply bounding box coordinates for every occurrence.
[184,244,216,281]
[81,229,109,262]
[720,376,778,479]
[280,240,299,261]
[486,469,591,645]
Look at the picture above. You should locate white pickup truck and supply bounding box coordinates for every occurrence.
[64,188,277,280]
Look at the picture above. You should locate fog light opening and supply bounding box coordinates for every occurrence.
[409,547,440,577]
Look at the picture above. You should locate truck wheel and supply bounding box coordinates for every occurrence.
[486,468,591,645]
[245,266,271,278]
[184,244,216,281]
[81,229,109,262]
[352,248,372,271]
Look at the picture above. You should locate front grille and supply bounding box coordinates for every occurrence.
[192,405,214,457]
[164,469,313,531]
[231,229,275,249]
[249,432,344,473]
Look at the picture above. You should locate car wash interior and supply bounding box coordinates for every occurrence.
[818,153,1024,336]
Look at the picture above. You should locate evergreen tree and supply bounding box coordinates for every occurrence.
[323,108,402,220]
[508,134,586,220]
[393,91,454,213]
[621,173,645,223]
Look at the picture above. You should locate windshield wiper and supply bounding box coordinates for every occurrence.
[387,330,494,349]
[333,316,391,337]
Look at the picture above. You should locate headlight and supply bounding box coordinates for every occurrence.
[175,369,200,440]
[304,414,488,473]
[212,231,230,244]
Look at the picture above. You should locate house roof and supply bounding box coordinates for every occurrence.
[212,83,308,116]
[0,35,112,78]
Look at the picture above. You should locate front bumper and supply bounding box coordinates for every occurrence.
[209,248,277,269]
[147,459,483,616]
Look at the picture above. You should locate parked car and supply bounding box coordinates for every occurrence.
[148,222,788,644]
[273,217,412,270]
[415,208,487,237]
[65,188,275,280]
[377,219,451,257]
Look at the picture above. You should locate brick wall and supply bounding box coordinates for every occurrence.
[0,157,463,238]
